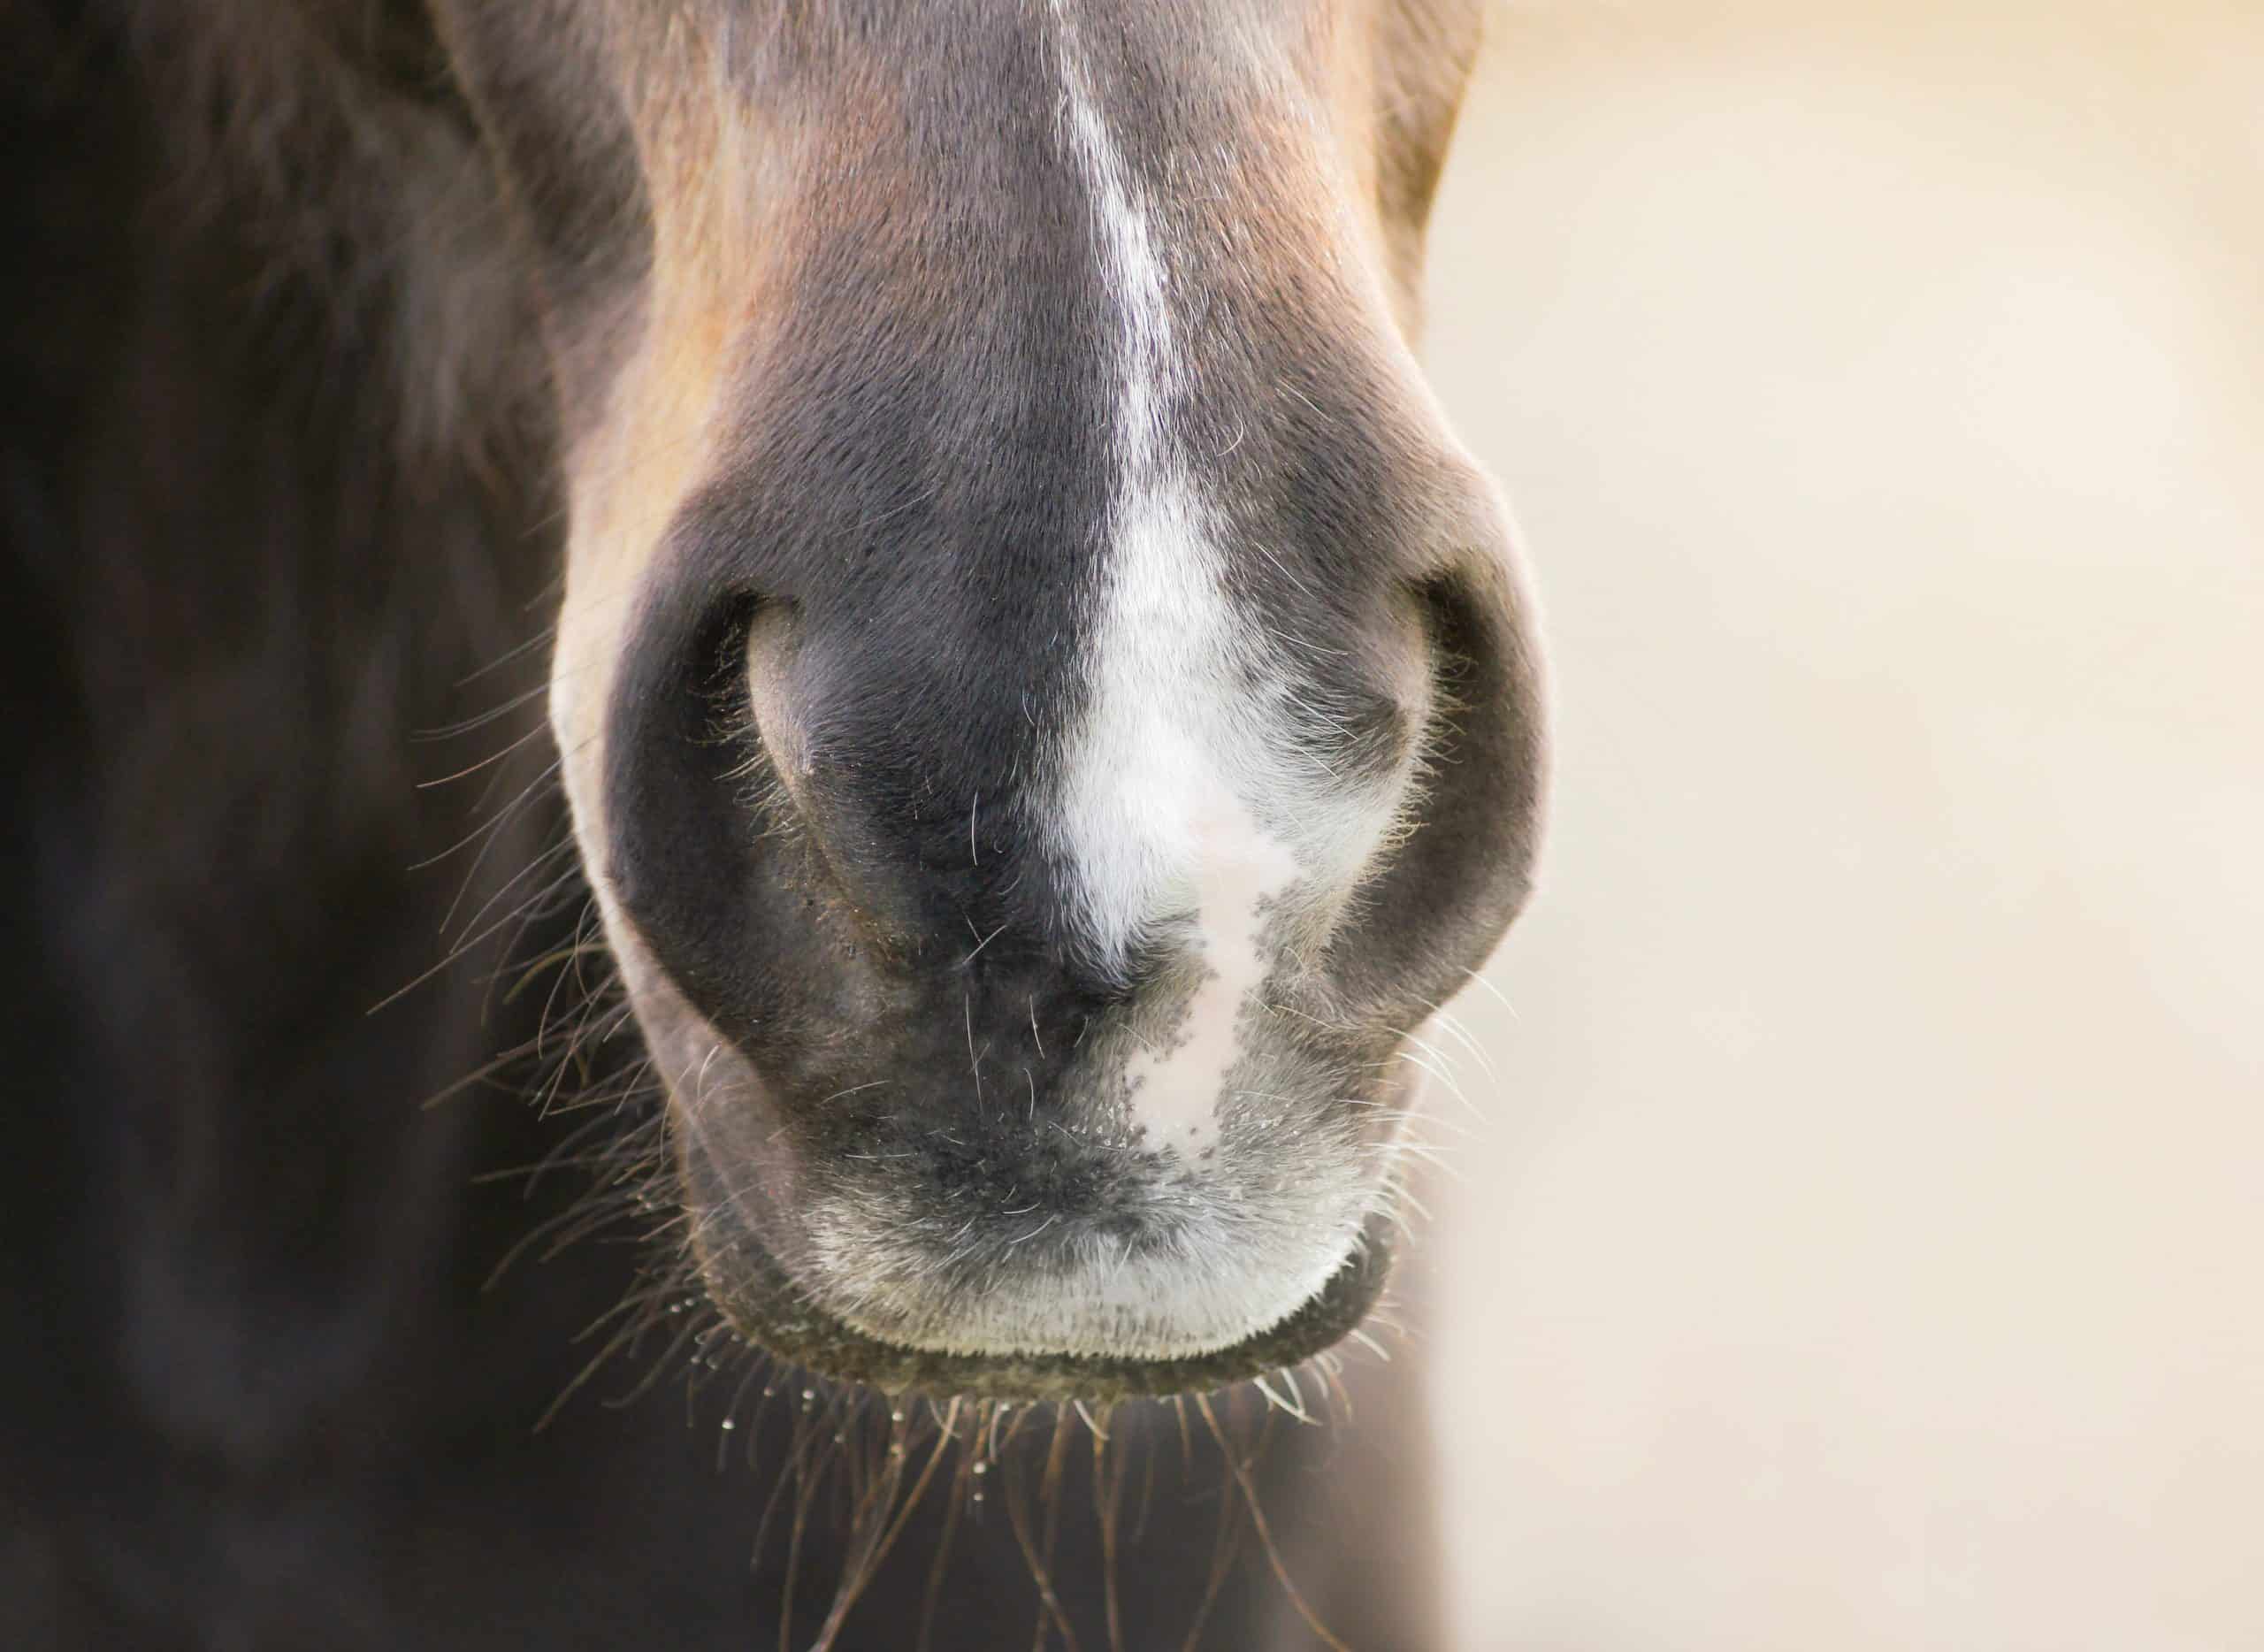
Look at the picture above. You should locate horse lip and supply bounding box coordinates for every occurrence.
[620,927,1401,1400]
[676,1121,1397,1403]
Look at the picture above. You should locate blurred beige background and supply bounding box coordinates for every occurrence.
[1418,3,2264,1648]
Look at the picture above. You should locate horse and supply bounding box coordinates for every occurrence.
[0,1,1545,1646]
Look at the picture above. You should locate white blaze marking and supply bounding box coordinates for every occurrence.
[1047,9,1416,1156]
[1120,789,1299,1151]
[1046,9,1319,1152]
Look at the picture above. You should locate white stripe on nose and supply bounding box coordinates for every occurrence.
[1119,785,1299,1152]
[1045,7,1405,1152]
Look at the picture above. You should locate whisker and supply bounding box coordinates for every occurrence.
[1193,1394,1350,1652]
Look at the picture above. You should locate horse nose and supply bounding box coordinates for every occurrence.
[615,445,1545,1098]
[599,501,1532,1071]
[591,478,1541,1373]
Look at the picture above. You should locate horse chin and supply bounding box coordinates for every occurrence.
[676,1115,1397,1403]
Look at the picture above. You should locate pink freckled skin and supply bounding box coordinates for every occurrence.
[1122,791,1298,1153]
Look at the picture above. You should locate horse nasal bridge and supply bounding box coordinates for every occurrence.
[1039,0,1410,984]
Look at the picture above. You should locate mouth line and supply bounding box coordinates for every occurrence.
[681,1148,1398,1403]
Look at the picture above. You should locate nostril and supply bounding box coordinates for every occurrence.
[1411,573,1480,748]
[1309,550,1544,1020]
[602,573,782,1039]
[737,597,814,822]
[1417,553,1540,753]
[730,597,926,956]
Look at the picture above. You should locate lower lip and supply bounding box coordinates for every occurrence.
[679,1129,1398,1402]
